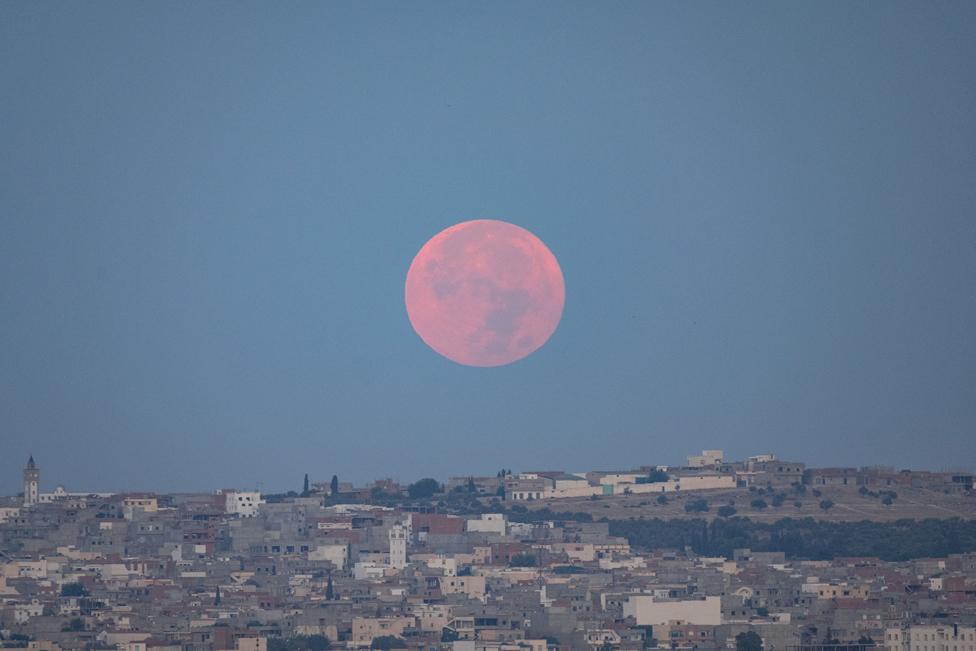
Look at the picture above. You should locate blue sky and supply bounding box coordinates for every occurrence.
[1,2,974,493]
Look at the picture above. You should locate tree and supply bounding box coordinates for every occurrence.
[66,618,85,632]
[750,499,768,510]
[819,499,834,511]
[303,474,310,496]
[306,637,330,651]
[656,494,669,505]
[325,575,334,600]
[736,631,764,651]
[215,586,221,606]
[370,636,407,649]
[637,469,670,484]
[61,583,87,597]
[408,478,441,499]
[510,553,537,567]
[467,477,476,493]
[330,475,339,496]
[441,628,459,643]
[268,636,331,651]
[717,505,737,518]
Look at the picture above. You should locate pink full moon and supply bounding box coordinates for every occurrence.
[405,220,565,367]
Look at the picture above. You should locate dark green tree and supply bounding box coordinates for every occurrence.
[303,474,310,496]
[408,478,441,499]
[685,498,709,513]
[510,553,537,567]
[441,629,459,643]
[325,575,334,600]
[268,635,330,651]
[370,636,407,649]
[61,583,87,597]
[736,631,764,651]
[215,586,221,606]
[330,475,339,496]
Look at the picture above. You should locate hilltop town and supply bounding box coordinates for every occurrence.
[1,452,975,651]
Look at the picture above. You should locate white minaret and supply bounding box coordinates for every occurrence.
[23,456,39,507]
[389,524,407,570]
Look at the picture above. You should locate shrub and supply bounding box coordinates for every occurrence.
[685,499,709,513]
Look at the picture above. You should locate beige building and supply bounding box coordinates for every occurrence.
[351,617,415,647]
[804,582,870,600]
[887,626,976,651]
[623,595,722,627]
[440,574,487,598]
[687,450,724,467]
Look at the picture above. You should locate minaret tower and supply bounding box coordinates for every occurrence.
[388,524,407,570]
[23,456,39,507]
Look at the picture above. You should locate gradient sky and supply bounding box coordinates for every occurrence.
[2,2,974,494]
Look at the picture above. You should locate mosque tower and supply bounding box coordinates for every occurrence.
[23,456,39,507]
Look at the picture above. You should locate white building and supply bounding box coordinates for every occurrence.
[353,561,387,581]
[223,490,263,517]
[21,457,112,507]
[466,513,506,535]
